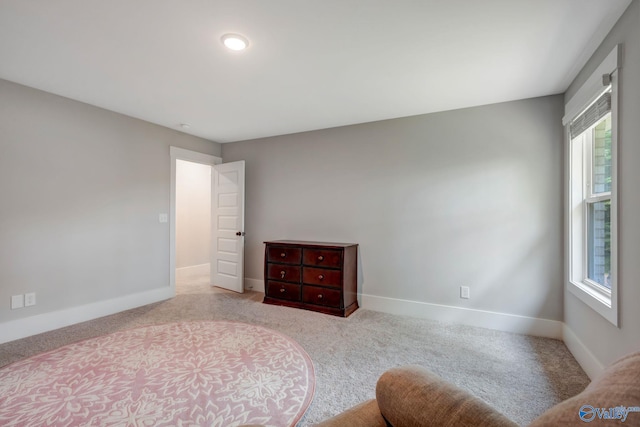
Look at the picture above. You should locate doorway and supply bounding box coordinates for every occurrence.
[175,159,211,290]
[169,147,221,294]
[169,147,245,295]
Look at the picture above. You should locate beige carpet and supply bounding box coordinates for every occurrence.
[0,276,590,426]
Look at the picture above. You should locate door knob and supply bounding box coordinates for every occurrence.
[235,231,245,236]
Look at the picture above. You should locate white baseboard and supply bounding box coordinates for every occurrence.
[176,263,210,281]
[562,324,605,379]
[244,278,264,293]
[0,286,174,345]
[360,293,563,339]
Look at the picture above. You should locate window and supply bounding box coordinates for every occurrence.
[564,45,619,326]
[572,102,612,291]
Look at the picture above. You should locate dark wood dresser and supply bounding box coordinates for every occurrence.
[263,240,358,317]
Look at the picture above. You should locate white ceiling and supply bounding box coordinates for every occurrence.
[0,1,631,143]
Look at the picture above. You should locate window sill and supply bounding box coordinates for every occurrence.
[567,280,618,326]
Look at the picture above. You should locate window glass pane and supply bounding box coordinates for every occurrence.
[592,114,612,194]
[587,199,611,289]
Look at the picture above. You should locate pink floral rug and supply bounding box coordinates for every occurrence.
[0,321,315,426]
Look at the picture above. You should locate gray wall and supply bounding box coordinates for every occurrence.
[564,1,640,365]
[222,95,565,321]
[0,79,221,323]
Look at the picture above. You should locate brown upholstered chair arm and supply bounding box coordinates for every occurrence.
[314,399,389,427]
[243,400,388,427]
[375,366,518,427]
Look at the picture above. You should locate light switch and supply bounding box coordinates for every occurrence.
[11,295,24,309]
[159,213,168,223]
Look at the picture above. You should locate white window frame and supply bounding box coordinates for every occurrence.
[563,45,619,327]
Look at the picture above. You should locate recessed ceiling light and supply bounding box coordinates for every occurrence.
[221,33,249,51]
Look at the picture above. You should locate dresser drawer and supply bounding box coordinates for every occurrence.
[267,246,302,265]
[266,281,301,302]
[303,286,342,308]
[303,267,342,287]
[266,264,301,283]
[303,248,342,268]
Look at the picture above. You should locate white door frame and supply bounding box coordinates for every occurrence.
[169,146,222,295]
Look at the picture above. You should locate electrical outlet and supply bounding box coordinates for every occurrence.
[159,213,168,223]
[460,286,470,299]
[25,292,36,307]
[11,295,24,309]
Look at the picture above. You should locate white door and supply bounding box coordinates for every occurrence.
[211,161,245,293]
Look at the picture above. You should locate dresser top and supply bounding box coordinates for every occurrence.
[264,240,357,248]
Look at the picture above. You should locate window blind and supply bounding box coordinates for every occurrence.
[570,90,611,137]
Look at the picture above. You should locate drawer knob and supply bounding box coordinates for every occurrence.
[280,270,286,278]
[279,288,286,293]
[280,252,286,258]
[318,274,324,280]
[317,255,324,261]
[318,294,323,299]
